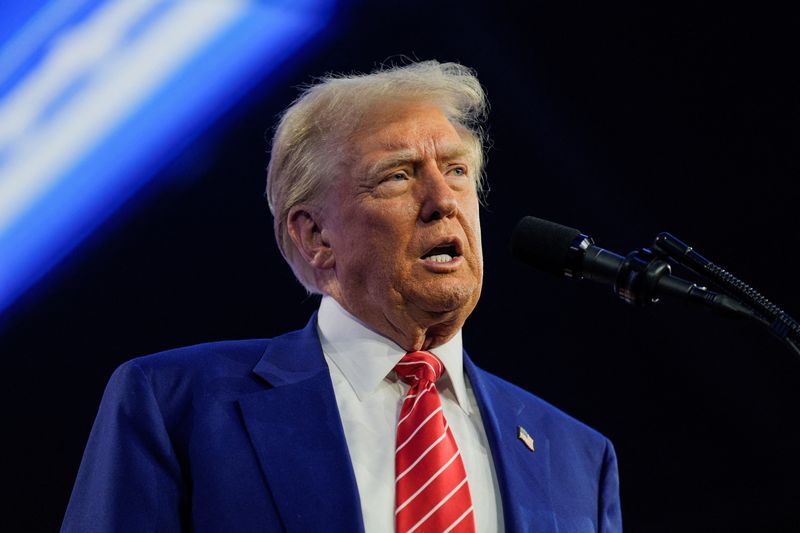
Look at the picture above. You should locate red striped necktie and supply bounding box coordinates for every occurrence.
[394,351,476,533]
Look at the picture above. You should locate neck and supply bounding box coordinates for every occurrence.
[383,311,466,351]
[325,294,466,352]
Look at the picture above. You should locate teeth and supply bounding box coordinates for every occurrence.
[427,254,453,263]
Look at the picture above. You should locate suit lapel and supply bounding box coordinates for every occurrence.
[237,317,364,532]
[465,354,558,533]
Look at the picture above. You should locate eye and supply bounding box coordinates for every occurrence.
[448,165,468,177]
[383,171,409,182]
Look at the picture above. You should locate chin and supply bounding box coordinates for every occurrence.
[413,280,480,315]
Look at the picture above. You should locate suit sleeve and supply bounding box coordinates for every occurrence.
[598,438,623,532]
[61,362,187,533]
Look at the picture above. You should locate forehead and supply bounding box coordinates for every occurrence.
[348,102,471,164]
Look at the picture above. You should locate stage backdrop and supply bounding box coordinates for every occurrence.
[1,2,798,531]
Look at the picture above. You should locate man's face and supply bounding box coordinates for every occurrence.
[320,102,483,345]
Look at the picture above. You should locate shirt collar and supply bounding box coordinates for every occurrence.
[316,296,471,413]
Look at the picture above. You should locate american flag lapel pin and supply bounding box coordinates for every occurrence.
[517,425,535,452]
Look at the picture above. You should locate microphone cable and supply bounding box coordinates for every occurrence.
[652,233,800,357]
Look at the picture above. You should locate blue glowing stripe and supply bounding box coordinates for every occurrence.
[0,0,102,100]
[0,0,337,315]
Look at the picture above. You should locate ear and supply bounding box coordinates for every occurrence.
[286,205,335,270]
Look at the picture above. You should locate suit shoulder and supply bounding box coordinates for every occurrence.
[474,365,610,445]
[107,339,282,405]
[104,339,279,424]
[123,339,271,377]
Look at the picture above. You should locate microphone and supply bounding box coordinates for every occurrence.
[511,216,756,319]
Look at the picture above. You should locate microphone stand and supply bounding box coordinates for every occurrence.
[510,215,799,359]
[651,233,800,358]
[558,230,769,329]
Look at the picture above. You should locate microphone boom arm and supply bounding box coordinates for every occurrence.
[652,233,800,356]
[511,216,800,359]
[567,232,760,321]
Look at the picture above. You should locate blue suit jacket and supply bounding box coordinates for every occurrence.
[62,316,622,532]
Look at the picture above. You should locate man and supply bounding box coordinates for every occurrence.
[63,61,622,532]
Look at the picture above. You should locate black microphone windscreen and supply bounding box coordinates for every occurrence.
[511,216,581,276]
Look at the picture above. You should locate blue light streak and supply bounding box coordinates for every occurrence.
[0,0,337,316]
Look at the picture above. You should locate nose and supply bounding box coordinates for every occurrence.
[419,168,458,223]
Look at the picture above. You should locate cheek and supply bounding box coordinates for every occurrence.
[360,201,417,240]
[473,226,483,259]
[461,202,482,243]
[337,209,408,263]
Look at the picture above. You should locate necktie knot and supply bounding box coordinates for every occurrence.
[394,351,443,385]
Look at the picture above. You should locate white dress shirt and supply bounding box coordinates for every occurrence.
[317,296,504,532]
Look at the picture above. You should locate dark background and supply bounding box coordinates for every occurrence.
[2,2,799,531]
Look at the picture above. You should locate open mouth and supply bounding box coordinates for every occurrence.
[421,243,460,263]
